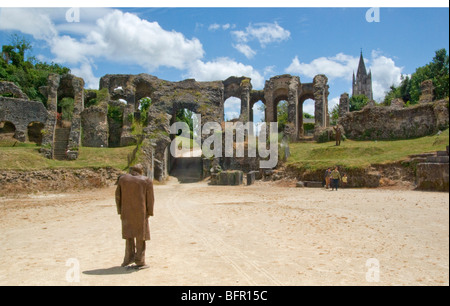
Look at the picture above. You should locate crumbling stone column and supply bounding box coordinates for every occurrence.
[287,77,300,139]
[40,74,60,158]
[264,85,275,123]
[313,74,329,129]
[67,76,85,159]
[239,79,252,122]
[338,92,350,118]
[419,79,434,104]
[81,103,108,147]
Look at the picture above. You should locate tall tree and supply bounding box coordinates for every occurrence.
[384,48,449,105]
[1,35,70,105]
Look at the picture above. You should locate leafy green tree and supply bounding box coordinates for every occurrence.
[303,112,314,119]
[1,35,70,105]
[330,104,339,125]
[349,94,370,112]
[277,100,289,133]
[383,48,449,105]
[138,97,152,125]
[175,108,195,138]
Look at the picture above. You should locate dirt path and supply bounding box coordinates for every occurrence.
[0,179,448,286]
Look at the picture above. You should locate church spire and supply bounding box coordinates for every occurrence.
[357,50,367,77]
[352,50,373,101]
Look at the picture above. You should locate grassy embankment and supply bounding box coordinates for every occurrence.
[286,129,449,172]
[0,130,448,172]
[0,141,135,171]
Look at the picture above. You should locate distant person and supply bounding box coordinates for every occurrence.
[324,168,332,189]
[342,173,348,188]
[115,164,155,269]
[330,167,341,191]
[334,126,342,146]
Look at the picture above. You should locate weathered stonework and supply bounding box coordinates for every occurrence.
[0,81,29,100]
[419,79,435,104]
[39,74,85,159]
[263,74,329,140]
[338,93,350,118]
[416,148,449,192]
[0,96,47,142]
[390,98,406,109]
[339,99,449,140]
[81,103,108,147]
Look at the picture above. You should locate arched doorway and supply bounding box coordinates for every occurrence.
[168,106,203,183]
[251,100,265,136]
[276,100,288,133]
[224,97,241,122]
[27,122,45,145]
[0,121,16,141]
[298,94,315,139]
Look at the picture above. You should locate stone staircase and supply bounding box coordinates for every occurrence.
[53,128,70,160]
[416,146,449,191]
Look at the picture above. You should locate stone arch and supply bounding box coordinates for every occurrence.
[223,76,252,122]
[27,121,45,145]
[0,121,16,140]
[40,74,85,160]
[224,97,241,122]
[272,88,289,123]
[0,81,28,100]
[297,93,315,138]
[167,101,203,183]
[134,80,154,111]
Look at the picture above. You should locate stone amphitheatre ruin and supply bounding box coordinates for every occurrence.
[0,70,448,190]
[0,72,331,181]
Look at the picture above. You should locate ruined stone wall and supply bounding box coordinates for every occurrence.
[81,103,109,147]
[0,81,29,100]
[39,74,85,159]
[338,93,350,118]
[0,97,48,142]
[339,99,449,140]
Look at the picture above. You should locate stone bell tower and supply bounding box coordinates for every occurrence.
[352,51,373,100]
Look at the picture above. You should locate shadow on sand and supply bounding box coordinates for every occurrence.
[83,266,138,276]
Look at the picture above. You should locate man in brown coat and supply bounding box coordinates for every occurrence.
[115,164,154,269]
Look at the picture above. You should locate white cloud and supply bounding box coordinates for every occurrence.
[327,96,340,113]
[0,8,57,40]
[285,53,359,80]
[224,96,241,121]
[208,23,221,31]
[3,9,205,72]
[369,50,404,101]
[232,22,290,48]
[186,58,265,89]
[71,62,100,90]
[74,10,205,71]
[286,51,405,102]
[1,8,208,89]
[222,23,232,30]
[208,23,235,31]
[233,43,256,59]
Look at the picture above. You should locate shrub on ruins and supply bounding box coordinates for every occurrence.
[349,94,370,112]
[384,48,449,106]
[1,35,70,105]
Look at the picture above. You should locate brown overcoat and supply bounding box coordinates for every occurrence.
[115,174,154,241]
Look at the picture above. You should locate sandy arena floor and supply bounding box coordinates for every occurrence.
[0,178,448,286]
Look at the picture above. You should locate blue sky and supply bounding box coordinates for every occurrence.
[0,6,449,120]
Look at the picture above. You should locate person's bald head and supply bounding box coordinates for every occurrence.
[129,164,143,176]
